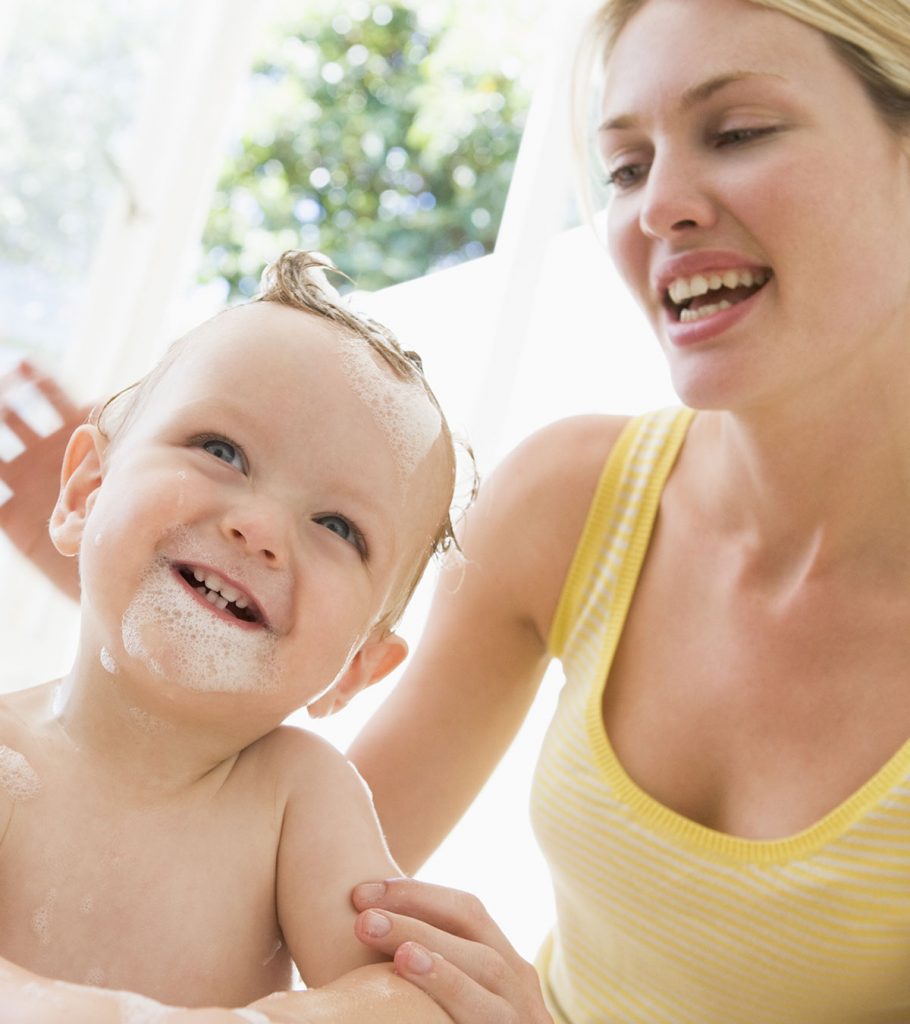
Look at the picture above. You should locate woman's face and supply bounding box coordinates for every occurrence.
[599,0,910,411]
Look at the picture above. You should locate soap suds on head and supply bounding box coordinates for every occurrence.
[0,745,41,801]
[100,646,119,674]
[122,555,280,694]
[339,338,441,480]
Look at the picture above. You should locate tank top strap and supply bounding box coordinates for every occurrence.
[548,406,694,660]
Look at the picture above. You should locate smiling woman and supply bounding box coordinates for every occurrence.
[337,1,910,1022]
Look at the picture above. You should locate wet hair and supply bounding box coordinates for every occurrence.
[93,250,476,631]
[573,0,910,206]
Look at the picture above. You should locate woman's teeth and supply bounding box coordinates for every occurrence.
[680,299,732,323]
[667,267,769,305]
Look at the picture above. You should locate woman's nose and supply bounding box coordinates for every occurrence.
[638,151,716,240]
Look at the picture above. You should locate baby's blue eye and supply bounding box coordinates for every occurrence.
[202,437,245,470]
[315,514,366,556]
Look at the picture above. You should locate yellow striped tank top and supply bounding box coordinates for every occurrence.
[530,407,910,1024]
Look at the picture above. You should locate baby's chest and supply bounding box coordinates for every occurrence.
[0,799,291,1006]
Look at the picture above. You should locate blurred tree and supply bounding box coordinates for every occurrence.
[198,0,535,296]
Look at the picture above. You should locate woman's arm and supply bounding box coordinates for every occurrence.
[347,414,627,872]
[0,361,88,598]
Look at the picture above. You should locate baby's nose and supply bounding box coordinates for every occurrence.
[221,500,289,565]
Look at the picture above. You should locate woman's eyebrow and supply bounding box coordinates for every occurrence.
[599,70,786,133]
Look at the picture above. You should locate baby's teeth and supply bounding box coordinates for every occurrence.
[234,595,249,610]
[204,590,219,605]
[722,271,740,288]
[193,568,206,583]
[708,274,722,290]
[220,584,241,604]
[214,595,228,611]
[204,573,223,592]
[740,270,754,287]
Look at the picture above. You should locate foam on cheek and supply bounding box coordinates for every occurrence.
[0,744,41,801]
[339,338,441,479]
[121,558,280,694]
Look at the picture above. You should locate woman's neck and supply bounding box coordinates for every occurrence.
[686,364,910,583]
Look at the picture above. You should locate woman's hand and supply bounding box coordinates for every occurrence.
[352,878,553,1024]
[0,360,88,597]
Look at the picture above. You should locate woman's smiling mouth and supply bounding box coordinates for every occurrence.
[665,267,773,323]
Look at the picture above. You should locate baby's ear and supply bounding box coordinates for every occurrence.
[49,424,106,557]
[307,632,408,718]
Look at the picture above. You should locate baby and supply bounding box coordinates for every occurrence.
[0,252,458,1023]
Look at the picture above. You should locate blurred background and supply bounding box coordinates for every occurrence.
[0,0,675,959]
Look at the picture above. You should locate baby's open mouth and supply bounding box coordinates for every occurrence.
[665,268,772,323]
[176,565,264,625]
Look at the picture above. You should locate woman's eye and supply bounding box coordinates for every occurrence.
[315,514,366,555]
[605,161,649,191]
[201,437,246,470]
[714,125,776,147]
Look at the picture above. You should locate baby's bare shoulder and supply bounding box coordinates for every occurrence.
[0,686,52,855]
[245,724,372,808]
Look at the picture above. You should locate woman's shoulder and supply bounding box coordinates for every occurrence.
[486,414,631,527]
[467,414,632,640]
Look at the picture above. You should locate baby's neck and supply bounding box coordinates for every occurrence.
[47,654,257,798]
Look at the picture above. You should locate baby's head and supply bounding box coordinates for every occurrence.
[51,251,464,718]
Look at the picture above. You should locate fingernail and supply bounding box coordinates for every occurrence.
[354,882,387,905]
[360,910,391,937]
[403,943,434,975]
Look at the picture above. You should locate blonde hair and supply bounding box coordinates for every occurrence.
[573,0,910,208]
[94,250,475,630]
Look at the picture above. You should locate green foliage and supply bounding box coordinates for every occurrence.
[198,1,532,296]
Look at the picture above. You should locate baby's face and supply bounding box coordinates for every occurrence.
[76,302,448,719]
